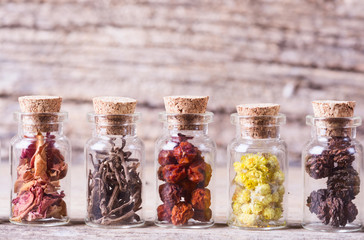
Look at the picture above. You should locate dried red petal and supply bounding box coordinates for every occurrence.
[171,202,194,225]
[159,183,183,205]
[191,188,211,210]
[158,150,177,166]
[20,141,37,164]
[193,208,212,222]
[163,164,187,183]
[157,204,173,222]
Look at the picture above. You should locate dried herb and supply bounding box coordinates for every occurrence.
[305,137,355,179]
[87,138,142,225]
[12,132,68,222]
[307,189,358,227]
[157,133,212,225]
[327,167,360,201]
[305,136,360,227]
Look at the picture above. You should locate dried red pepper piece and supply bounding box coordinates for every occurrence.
[173,142,199,165]
[157,204,173,222]
[193,208,212,222]
[187,160,212,186]
[179,180,197,202]
[171,202,194,225]
[158,150,177,166]
[159,183,183,205]
[162,164,187,183]
[157,166,165,181]
[191,188,211,210]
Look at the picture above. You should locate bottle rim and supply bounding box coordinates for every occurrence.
[158,111,214,124]
[230,113,286,126]
[87,112,141,125]
[306,115,362,127]
[13,112,68,122]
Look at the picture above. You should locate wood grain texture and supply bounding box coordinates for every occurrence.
[1,0,364,165]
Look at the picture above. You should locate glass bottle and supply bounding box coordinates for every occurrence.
[302,115,362,232]
[155,112,216,228]
[10,112,71,226]
[228,107,287,229]
[85,112,145,228]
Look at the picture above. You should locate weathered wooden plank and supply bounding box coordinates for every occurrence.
[1,0,364,165]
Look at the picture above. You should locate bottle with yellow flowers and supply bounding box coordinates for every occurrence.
[227,103,287,230]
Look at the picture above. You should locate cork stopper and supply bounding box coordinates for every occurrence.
[19,96,62,113]
[92,97,137,135]
[236,103,281,139]
[18,96,63,133]
[237,103,280,116]
[312,100,356,137]
[163,96,209,130]
[312,100,355,118]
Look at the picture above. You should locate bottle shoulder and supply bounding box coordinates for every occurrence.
[228,138,286,153]
[156,132,216,151]
[86,135,144,152]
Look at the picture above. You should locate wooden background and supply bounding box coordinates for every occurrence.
[1,0,364,165]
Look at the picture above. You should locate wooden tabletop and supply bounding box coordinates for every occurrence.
[0,165,362,239]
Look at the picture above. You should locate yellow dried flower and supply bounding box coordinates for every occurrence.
[231,152,285,227]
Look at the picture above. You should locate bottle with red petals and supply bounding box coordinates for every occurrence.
[10,96,71,226]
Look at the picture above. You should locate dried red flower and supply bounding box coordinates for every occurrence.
[191,188,211,210]
[158,150,177,166]
[12,133,68,222]
[157,204,173,222]
[159,183,183,205]
[193,208,212,222]
[171,202,194,225]
[163,164,187,183]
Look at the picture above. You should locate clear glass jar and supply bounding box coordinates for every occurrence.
[85,113,145,228]
[10,112,71,226]
[155,112,216,228]
[227,113,287,229]
[302,116,362,232]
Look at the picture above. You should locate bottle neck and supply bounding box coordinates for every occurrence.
[307,116,361,139]
[236,125,281,140]
[15,112,67,137]
[93,123,137,136]
[311,126,357,139]
[164,123,208,135]
[19,122,64,137]
[88,112,140,137]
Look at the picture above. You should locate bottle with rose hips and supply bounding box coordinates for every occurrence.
[85,97,145,228]
[227,103,288,229]
[155,96,216,228]
[10,96,70,226]
[302,100,363,232]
